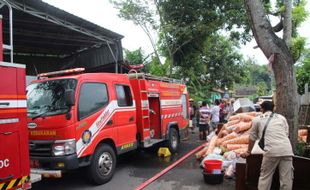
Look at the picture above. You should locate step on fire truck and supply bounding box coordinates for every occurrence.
[27,68,190,184]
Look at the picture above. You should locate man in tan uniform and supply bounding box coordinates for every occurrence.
[242,101,294,190]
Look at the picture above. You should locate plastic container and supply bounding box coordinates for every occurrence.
[202,171,224,184]
[204,160,222,174]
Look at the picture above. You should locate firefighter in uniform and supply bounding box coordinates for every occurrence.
[242,101,294,190]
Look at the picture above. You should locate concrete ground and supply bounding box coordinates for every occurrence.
[145,127,235,190]
[32,127,235,190]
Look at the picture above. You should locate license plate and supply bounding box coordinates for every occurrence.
[30,160,40,168]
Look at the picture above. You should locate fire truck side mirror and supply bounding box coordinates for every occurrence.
[65,90,75,107]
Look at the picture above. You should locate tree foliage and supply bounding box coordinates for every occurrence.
[111,0,162,63]
[124,48,144,65]
[202,35,247,89]
[296,49,310,94]
[243,59,272,93]
[124,48,169,76]
[152,1,251,100]
[113,0,250,101]
[256,82,268,96]
[145,58,170,76]
[169,35,247,100]
[156,0,250,68]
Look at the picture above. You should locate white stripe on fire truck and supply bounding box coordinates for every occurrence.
[141,99,182,109]
[160,99,182,106]
[161,106,182,109]
[76,100,136,157]
[0,100,27,108]
[161,112,183,120]
[0,118,19,124]
[141,100,149,108]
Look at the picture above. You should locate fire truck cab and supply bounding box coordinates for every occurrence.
[27,68,189,184]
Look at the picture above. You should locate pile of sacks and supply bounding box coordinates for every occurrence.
[195,112,259,178]
[196,112,258,160]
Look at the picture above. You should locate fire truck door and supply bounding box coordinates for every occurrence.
[0,66,21,181]
[0,66,17,121]
[148,97,161,139]
[77,82,110,155]
[114,85,136,147]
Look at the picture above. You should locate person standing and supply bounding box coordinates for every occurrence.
[210,99,220,131]
[219,99,225,122]
[241,101,294,190]
[189,99,196,134]
[226,99,234,119]
[198,101,210,140]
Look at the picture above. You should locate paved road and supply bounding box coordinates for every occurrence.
[32,129,235,190]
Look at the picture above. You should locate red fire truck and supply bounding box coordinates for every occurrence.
[0,63,30,190]
[27,68,189,184]
[0,3,32,189]
[0,61,31,190]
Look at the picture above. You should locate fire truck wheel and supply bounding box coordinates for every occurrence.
[87,144,116,185]
[167,128,180,153]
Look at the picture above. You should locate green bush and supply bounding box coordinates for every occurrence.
[296,141,307,156]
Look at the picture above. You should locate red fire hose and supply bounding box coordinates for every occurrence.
[135,142,208,190]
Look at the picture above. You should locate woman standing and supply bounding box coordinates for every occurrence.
[198,101,210,140]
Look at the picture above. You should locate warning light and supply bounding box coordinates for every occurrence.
[38,68,85,78]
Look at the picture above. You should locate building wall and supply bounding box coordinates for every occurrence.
[210,92,222,102]
[6,41,123,76]
[60,42,123,70]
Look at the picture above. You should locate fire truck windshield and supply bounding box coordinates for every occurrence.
[27,79,77,119]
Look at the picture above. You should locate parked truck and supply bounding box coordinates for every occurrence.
[0,56,31,190]
[27,68,189,184]
[0,3,33,188]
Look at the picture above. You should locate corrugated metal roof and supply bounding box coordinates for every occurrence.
[0,0,124,74]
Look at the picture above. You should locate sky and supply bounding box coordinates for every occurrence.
[43,0,310,65]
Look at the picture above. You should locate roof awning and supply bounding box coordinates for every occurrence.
[0,0,123,58]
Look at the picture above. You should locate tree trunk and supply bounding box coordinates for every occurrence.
[244,0,299,151]
[169,50,174,77]
[283,0,292,47]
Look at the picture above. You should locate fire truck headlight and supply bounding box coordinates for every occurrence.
[52,139,76,156]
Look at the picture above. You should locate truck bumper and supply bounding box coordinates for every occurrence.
[31,168,61,179]
[30,154,79,170]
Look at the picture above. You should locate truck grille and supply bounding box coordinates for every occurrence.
[29,140,54,157]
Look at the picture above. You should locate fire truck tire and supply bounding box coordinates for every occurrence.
[166,128,180,153]
[87,144,116,185]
